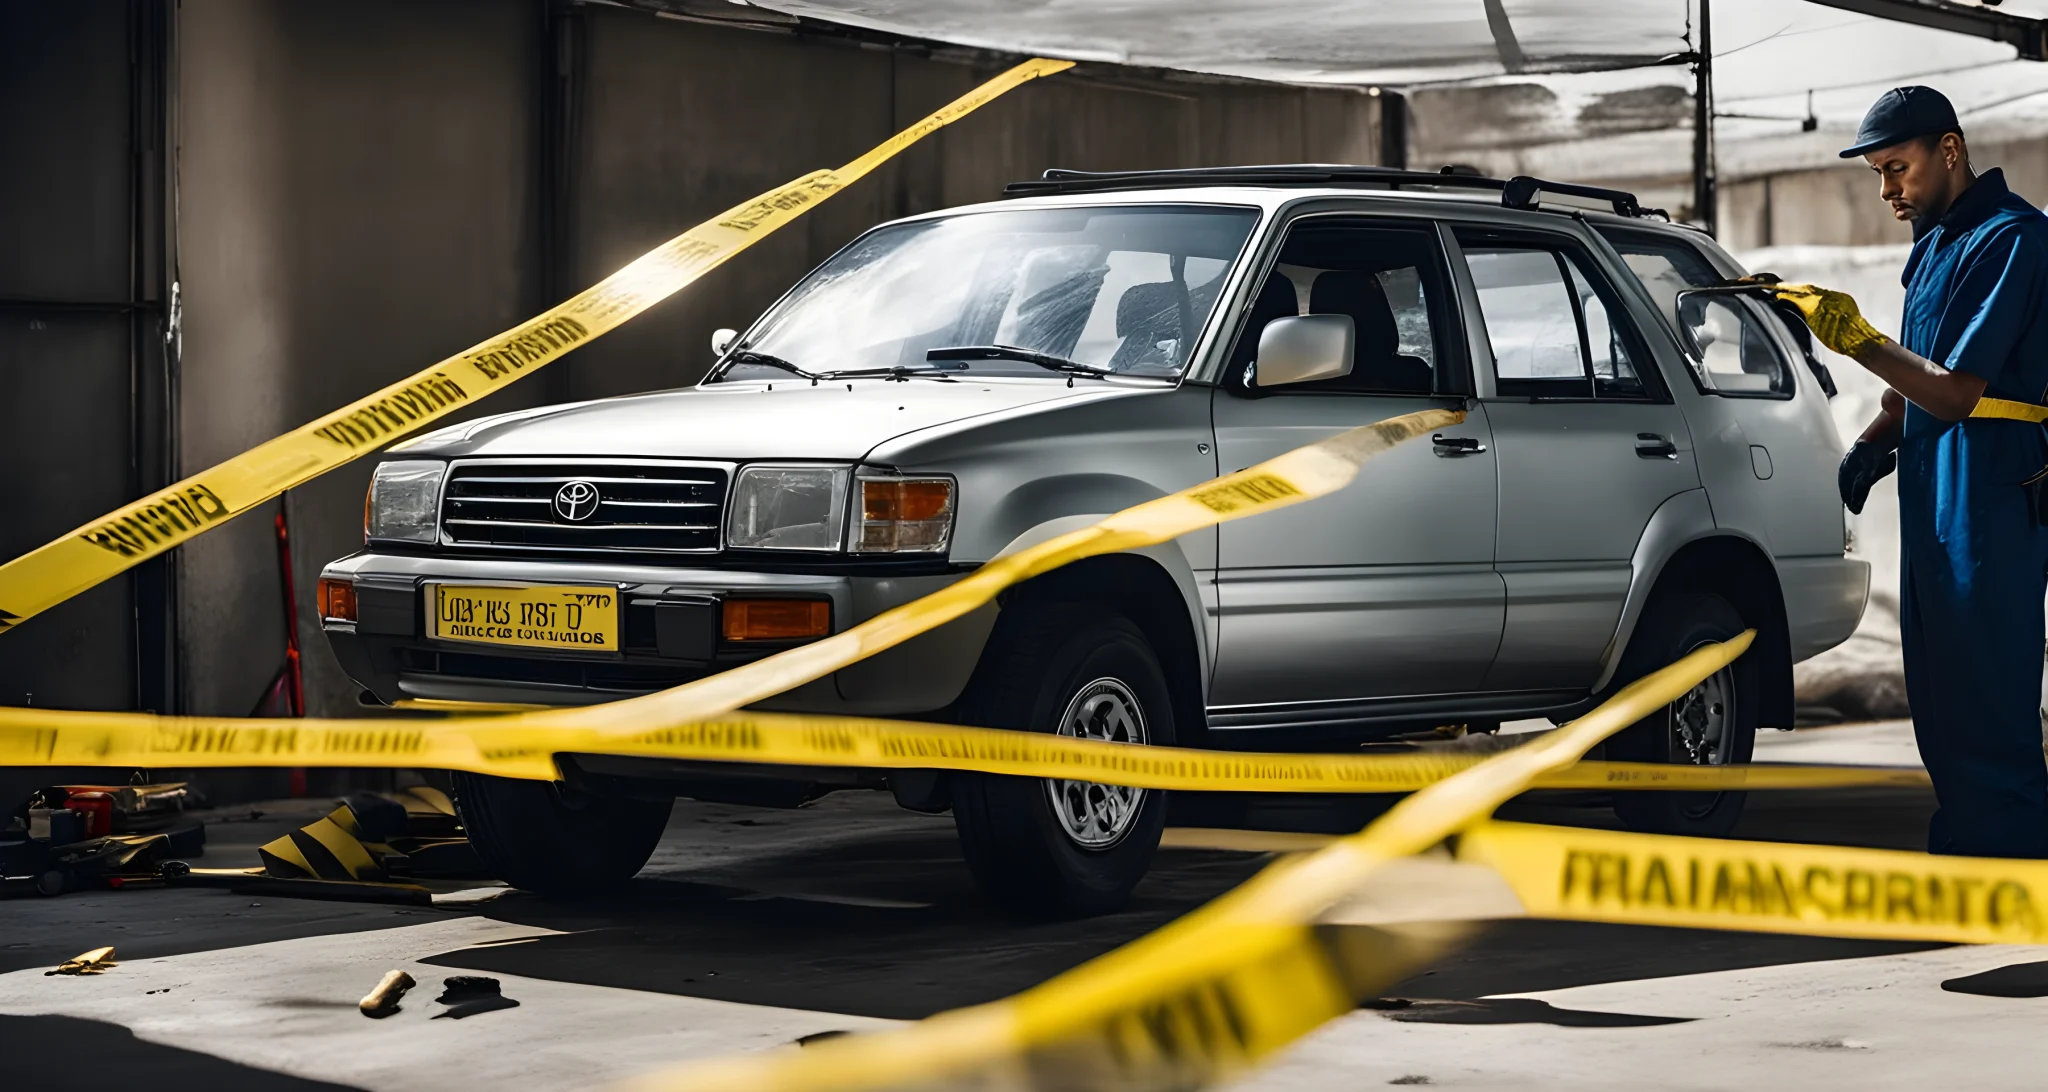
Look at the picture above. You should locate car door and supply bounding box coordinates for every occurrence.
[1209,214,1502,731]
[1446,225,1703,693]
[1598,228,1847,559]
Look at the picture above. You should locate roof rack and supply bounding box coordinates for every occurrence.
[1002,165,1668,220]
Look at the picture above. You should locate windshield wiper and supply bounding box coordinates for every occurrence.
[926,344,1113,378]
[817,361,968,382]
[724,348,821,381]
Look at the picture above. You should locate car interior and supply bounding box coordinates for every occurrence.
[1225,220,1447,396]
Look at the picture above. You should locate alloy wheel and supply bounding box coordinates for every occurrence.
[1044,677,1149,849]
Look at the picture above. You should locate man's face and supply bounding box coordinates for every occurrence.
[1864,136,1953,222]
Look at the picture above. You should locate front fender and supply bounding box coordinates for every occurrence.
[1593,489,1729,690]
[990,512,1215,699]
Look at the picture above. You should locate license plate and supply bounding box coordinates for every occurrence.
[430,584,619,652]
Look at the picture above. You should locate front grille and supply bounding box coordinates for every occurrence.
[441,460,727,553]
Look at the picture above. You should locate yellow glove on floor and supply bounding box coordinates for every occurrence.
[1770,283,1891,359]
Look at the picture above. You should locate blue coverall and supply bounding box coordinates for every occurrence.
[1895,167,2048,858]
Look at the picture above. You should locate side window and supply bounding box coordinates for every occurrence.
[1678,296,1796,398]
[1224,219,1457,396]
[1566,262,1646,399]
[1600,227,1806,401]
[1459,236,1654,401]
[1461,249,1583,389]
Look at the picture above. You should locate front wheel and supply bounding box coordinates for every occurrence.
[951,604,1173,918]
[1606,591,1759,838]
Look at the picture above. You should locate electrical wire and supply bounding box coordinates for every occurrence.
[1719,58,2025,104]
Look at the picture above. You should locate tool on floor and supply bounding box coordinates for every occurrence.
[432,975,520,1019]
[359,969,416,1018]
[46,946,117,976]
[236,787,481,904]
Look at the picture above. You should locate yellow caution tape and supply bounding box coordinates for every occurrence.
[624,633,1753,1092]
[1536,757,1925,791]
[392,698,550,714]
[1460,819,2048,946]
[391,697,1932,792]
[0,681,1921,793]
[0,57,1072,635]
[1162,828,1345,854]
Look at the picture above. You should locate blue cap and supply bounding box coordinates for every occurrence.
[1839,86,1962,158]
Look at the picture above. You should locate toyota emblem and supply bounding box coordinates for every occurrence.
[552,480,601,522]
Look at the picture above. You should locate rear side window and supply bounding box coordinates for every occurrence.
[1457,235,1652,401]
[1600,228,1801,401]
[1608,238,1721,325]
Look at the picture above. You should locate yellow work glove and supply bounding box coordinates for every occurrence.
[1770,283,1891,359]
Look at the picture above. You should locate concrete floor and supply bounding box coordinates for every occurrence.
[5,722,2039,1090]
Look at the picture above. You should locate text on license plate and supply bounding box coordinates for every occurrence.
[432,584,619,652]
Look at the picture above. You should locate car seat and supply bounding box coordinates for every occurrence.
[1307,270,1433,394]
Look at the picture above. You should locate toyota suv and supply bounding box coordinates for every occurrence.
[319,166,1868,916]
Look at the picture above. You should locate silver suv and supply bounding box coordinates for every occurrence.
[320,166,1867,915]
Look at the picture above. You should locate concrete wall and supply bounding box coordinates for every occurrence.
[176,0,546,727]
[109,2,1377,724]
[0,4,144,712]
[1717,134,2048,253]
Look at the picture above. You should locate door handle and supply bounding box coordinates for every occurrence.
[1635,432,1678,460]
[1432,433,1486,456]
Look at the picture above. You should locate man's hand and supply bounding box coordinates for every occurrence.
[1839,440,1897,515]
[1771,284,1893,359]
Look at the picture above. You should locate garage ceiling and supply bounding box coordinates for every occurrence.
[740,0,1695,85]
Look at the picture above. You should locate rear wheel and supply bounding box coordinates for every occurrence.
[952,604,1173,918]
[450,772,671,895]
[1606,591,1758,837]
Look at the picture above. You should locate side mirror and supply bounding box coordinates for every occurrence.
[1673,290,1795,397]
[1254,314,1353,387]
[710,328,738,357]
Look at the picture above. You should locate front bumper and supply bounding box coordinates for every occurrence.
[319,551,995,712]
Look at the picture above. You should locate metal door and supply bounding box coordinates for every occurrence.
[1210,391,1501,722]
[1451,232,1703,692]
[1206,214,1503,730]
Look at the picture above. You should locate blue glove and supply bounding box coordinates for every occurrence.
[1838,441,1896,515]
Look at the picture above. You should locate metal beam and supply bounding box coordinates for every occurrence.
[1693,0,1716,236]
[1481,0,1528,74]
[1804,0,2048,60]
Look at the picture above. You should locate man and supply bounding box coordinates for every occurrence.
[1775,85,2048,858]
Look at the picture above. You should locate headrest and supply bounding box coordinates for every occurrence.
[1309,270,1398,355]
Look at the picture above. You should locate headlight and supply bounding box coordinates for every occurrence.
[727,464,850,551]
[853,474,954,553]
[365,460,445,544]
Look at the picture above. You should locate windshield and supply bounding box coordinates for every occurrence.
[712,205,1261,381]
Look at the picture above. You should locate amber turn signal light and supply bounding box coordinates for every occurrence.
[317,578,357,623]
[721,598,830,641]
[861,479,951,522]
[855,477,954,553]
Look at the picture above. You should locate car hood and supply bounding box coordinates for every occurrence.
[396,378,1153,461]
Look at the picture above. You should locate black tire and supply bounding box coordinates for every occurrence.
[951,604,1174,918]
[1607,591,1759,837]
[449,771,671,895]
